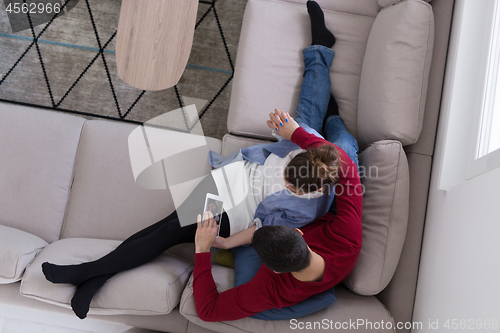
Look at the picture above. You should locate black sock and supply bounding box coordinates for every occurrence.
[42,262,90,285]
[71,274,114,319]
[307,1,335,48]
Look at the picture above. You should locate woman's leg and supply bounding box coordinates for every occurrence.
[42,174,220,285]
[324,115,359,171]
[43,214,198,285]
[40,213,197,320]
[293,1,336,133]
[43,173,226,319]
[69,211,231,320]
[67,209,183,319]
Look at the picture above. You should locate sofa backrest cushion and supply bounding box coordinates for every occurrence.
[227,0,377,140]
[0,104,85,243]
[357,0,434,149]
[343,140,410,295]
[280,0,380,17]
[61,120,221,240]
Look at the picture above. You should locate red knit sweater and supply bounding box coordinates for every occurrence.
[193,127,363,322]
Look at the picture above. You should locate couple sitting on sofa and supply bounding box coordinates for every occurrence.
[41,1,363,322]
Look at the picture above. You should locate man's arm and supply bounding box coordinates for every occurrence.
[194,213,277,321]
[193,252,279,321]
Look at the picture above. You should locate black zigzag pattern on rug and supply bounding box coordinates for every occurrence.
[0,0,234,132]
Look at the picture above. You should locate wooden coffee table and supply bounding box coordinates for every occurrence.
[115,0,199,91]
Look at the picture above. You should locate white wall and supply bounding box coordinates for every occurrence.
[412,0,500,331]
[413,167,500,331]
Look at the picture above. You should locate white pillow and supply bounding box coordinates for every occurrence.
[0,225,48,284]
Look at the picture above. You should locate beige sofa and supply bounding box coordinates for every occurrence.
[0,0,454,332]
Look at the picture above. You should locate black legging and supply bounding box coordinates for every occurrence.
[43,174,230,318]
[72,205,230,283]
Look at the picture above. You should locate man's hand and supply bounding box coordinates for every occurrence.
[195,211,219,253]
[267,109,300,141]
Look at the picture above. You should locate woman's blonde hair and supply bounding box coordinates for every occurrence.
[284,145,340,193]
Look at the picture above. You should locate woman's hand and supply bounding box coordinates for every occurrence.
[267,109,300,141]
[213,236,229,249]
[195,211,219,253]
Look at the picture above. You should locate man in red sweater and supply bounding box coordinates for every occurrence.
[194,111,363,322]
[194,0,362,321]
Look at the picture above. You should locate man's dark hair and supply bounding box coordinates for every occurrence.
[252,225,311,273]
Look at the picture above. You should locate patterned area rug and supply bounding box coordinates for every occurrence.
[0,0,247,139]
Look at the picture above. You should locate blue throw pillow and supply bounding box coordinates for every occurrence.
[231,245,336,321]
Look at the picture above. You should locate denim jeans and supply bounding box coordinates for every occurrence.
[294,45,359,169]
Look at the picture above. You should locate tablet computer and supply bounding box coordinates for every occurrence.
[203,193,224,236]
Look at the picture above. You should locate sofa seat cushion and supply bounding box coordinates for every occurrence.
[20,238,194,316]
[343,140,410,295]
[0,225,48,284]
[179,265,394,333]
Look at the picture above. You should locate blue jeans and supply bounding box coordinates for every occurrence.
[293,45,359,169]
